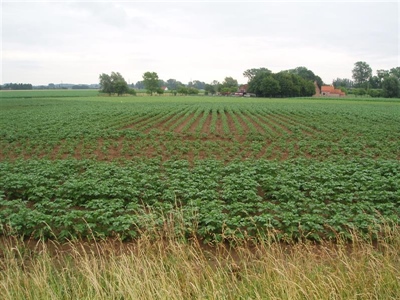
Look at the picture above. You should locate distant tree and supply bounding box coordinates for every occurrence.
[99,72,128,96]
[368,76,381,89]
[166,79,183,90]
[99,73,113,95]
[72,84,90,89]
[382,76,400,98]
[243,68,271,81]
[367,89,382,98]
[288,66,323,88]
[333,78,353,89]
[274,72,298,97]
[177,86,188,95]
[142,72,159,95]
[187,87,199,95]
[135,81,145,89]
[389,67,400,79]
[111,72,128,96]
[158,79,167,88]
[352,61,372,88]
[2,83,33,90]
[127,88,136,95]
[204,84,216,95]
[156,88,164,95]
[190,80,205,90]
[261,76,280,97]
[377,69,390,81]
[219,77,238,92]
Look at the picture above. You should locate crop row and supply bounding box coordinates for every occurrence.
[1,98,399,161]
[1,135,398,162]
[0,159,399,242]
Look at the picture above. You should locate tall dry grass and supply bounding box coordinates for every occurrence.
[1,226,399,300]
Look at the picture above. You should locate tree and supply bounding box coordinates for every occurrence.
[142,72,159,95]
[243,68,271,81]
[99,73,113,95]
[382,76,400,98]
[288,66,323,88]
[99,72,128,96]
[187,87,199,95]
[111,72,128,96]
[166,79,183,90]
[389,67,400,79]
[189,80,205,90]
[377,69,389,81]
[352,61,372,88]
[204,84,215,95]
[177,86,190,95]
[219,77,238,92]
[135,81,145,89]
[261,76,280,97]
[333,78,353,89]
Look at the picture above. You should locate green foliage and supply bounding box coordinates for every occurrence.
[0,159,399,241]
[1,83,33,90]
[249,71,315,97]
[352,61,372,88]
[142,72,160,95]
[0,96,399,242]
[287,66,323,88]
[127,88,136,95]
[333,78,353,89]
[219,77,238,92]
[243,68,271,81]
[382,76,400,98]
[205,84,216,95]
[99,72,128,96]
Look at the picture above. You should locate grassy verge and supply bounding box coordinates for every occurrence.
[1,226,399,300]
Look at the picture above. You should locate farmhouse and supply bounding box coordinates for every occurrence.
[320,85,345,97]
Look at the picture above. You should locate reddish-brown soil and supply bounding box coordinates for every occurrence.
[225,112,237,134]
[215,113,224,136]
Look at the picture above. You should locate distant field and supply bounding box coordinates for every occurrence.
[0,95,399,241]
[0,89,100,98]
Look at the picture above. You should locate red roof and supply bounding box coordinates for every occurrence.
[321,85,345,96]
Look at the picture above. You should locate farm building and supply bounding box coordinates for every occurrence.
[320,85,345,97]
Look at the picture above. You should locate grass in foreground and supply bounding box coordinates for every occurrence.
[1,227,399,300]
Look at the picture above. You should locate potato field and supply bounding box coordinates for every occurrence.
[0,93,399,242]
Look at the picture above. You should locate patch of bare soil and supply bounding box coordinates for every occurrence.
[215,113,224,136]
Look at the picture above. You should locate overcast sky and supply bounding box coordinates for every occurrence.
[1,0,399,86]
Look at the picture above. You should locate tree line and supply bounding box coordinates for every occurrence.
[0,83,33,90]
[334,62,400,98]
[99,66,321,98]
